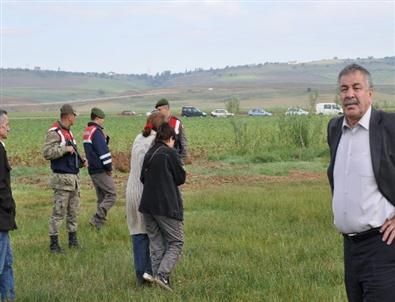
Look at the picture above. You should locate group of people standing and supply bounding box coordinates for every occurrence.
[43,105,117,253]
[1,63,395,301]
[0,97,188,300]
[43,97,188,291]
[126,98,188,291]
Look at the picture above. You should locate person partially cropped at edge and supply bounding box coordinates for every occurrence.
[83,107,116,230]
[327,64,395,301]
[138,123,186,291]
[126,111,165,287]
[0,109,16,302]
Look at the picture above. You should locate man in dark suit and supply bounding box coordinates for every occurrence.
[327,64,395,301]
[0,109,16,302]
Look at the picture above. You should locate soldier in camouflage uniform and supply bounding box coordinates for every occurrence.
[43,104,87,253]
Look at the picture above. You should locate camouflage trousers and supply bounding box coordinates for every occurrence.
[49,188,80,236]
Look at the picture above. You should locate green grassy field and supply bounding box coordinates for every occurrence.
[7,115,347,301]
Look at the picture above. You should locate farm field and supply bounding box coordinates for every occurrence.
[2,57,394,114]
[7,114,346,301]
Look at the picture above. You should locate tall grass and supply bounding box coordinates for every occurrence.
[7,115,332,167]
[12,174,345,301]
[227,115,329,162]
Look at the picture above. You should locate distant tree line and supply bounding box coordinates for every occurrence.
[2,56,394,86]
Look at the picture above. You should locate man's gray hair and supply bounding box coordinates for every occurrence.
[337,63,373,89]
[0,109,8,126]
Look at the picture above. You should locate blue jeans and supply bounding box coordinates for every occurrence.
[0,232,14,301]
[131,234,152,281]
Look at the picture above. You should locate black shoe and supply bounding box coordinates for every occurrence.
[68,232,82,249]
[49,235,64,254]
[154,273,172,291]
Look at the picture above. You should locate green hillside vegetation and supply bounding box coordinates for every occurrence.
[1,56,394,113]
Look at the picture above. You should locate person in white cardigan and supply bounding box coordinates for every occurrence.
[126,111,165,287]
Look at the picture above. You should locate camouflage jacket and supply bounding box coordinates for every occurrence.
[43,126,80,191]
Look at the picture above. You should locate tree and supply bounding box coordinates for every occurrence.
[226,97,240,114]
[308,90,319,111]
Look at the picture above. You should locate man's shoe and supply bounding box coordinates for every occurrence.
[89,217,103,230]
[154,273,172,291]
[49,235,64,254]
[142,272,154,283]
[68,232,82,249]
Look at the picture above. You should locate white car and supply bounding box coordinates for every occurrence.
[211,109,234,117]
[315,103,343,115]
[285,107,309,116]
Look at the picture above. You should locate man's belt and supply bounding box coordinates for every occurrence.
[343,227,381,242]
[52,170,78,175]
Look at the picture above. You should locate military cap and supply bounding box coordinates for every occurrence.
[155,98,170,108]
[91,107,105,119]
[60,104,77,116]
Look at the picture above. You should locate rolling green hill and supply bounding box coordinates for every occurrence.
[1,56,394,114]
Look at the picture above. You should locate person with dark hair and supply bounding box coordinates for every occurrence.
[328,64,395,300]
[83,107,116,230]
[155,98,189,163]
[43,104,87,252]
[0,109,16,301]
[138,122,186,291]
[126,111,165,287]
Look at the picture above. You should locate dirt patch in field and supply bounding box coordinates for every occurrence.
[112,151,131,173]
[184,170,325,191]
[14,156,325,192]
[1,96,38,107]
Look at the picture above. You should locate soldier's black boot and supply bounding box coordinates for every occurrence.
[68,232,82,249]
[49,235,64,253]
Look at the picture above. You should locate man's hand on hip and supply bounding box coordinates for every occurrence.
[380,217,395,245]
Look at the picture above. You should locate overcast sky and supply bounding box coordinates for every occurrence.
[1,0,394,74]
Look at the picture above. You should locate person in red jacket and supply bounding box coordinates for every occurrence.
[155,98,188,163]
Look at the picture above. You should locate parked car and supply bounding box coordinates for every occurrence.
[181,106,207,117]
[119,110,137,116]
[285,107,309,116]
[211,109,234,117]
[248,108,272,116]
[315,103,343,115]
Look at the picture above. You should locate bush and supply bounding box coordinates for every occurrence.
[226,97,240,114]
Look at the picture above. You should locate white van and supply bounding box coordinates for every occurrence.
[315,103,343,115]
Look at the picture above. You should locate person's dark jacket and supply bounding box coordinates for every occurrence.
[327,108,395,206]
[138,142,186,221]
[83,122,112,175]
[0,143,17,231]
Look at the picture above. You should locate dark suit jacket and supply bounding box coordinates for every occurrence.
[0,143,17,231]
[327,108,395,206]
